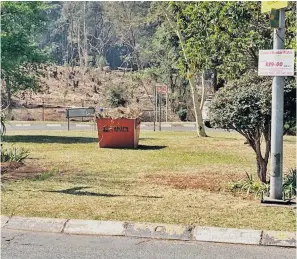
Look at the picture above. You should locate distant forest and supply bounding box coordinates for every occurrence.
[1,2,296,131]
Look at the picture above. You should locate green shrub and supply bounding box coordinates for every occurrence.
[229,172,270,197]
[177,107,187,121]
[106,85,129,107]
[283,168,296,198]
[1,146,29,163]
[284,126,296,136]
[230,169,296,199]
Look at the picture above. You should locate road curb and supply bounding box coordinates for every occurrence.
[1,216,295,248]
[3,216,67,233]
[125,222,192,240]
[1,216,9,227]
[63,219,125,236]
[261,230,296,247]
[193,226,262,245]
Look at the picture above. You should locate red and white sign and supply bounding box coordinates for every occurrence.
[156,84,167,94]
[258,49,295,76]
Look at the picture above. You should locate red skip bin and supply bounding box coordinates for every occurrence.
[96,118,140,148]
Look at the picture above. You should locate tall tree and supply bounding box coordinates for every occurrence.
[103,2,152,70]
[1,1,50,113]
[161,3,208,137]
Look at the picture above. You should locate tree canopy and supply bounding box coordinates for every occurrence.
[1,1,50,107]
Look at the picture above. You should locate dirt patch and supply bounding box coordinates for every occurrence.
[1,162,48,182]
[145,173,242,192]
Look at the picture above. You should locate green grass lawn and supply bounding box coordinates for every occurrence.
[1,130,296,231]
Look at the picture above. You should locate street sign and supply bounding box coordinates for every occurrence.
[66,107,95,118]
[261,1,288,13]
[156,84,167,94]
[258,49,295,76]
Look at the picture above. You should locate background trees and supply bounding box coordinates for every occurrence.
[1,2,49,112]
[1,2,296,136]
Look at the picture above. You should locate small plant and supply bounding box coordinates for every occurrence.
[283,168,296,198]
[33,169,58,181]
[1,146,29,163]
[177,107,187,121]
[96,55,107,70]
[106,85,129,107]
[229,172,270,197]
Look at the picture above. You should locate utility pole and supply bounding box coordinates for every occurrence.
[159,92,162,131]
[153,86,156,131]
[166,85,168,123]
[270,9,285,200]
[155,86,157,131]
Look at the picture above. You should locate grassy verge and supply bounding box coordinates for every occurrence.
[1,130,296,231]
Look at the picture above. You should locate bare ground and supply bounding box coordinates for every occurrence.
[1,161,48,182]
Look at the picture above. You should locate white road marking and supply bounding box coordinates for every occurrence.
[75,124,91,127]
[46,124,62,127]
[183,124,195,127]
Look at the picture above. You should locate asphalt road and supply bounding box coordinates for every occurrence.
[5,122,228,132]
[2,230,296,259]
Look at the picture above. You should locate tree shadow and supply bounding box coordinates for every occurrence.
[3,135,97,144]
[44,186,162,199]
[136,145,167,150]
[99,145,167,150]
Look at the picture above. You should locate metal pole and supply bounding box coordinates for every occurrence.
[81,99,84,122]
[42,97,45,121]
[270,9,285,200]
[67,110,70,131]
[166,85,168,123]
[155,86,158,130]
[153,86,156,131]
[159,92,162,131]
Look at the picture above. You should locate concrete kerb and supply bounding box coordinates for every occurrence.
[2,216,67,233]
[193,226,262,245]
[125,222,193,241]
[1,216,9,227]
[1,216,296,248]
[261,231,297,247]
[63,219,126,236]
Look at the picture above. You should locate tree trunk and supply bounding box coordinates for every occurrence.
[213,68,218,93]
[77,23,83,68]
[254,132,268,183]
[189,76,207,137]
[164,10,207,137]
[256,156,267,183]
[83,1,88,70]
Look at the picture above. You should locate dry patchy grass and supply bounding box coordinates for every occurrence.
[1,130,296,231]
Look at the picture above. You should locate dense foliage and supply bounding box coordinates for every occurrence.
[1,2,49,102]
[1,1,296,131]
[209,73,296,182]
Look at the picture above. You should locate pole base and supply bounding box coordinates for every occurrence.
[261,197,296,207]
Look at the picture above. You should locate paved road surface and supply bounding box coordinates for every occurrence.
[2,229,295,259]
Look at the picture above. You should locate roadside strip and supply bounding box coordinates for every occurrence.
[1,216,295,248]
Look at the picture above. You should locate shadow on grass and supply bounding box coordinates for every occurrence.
[96,145,167,150]
[136,145,166,150]
[44,186,162,199]
[3,135,97,144]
